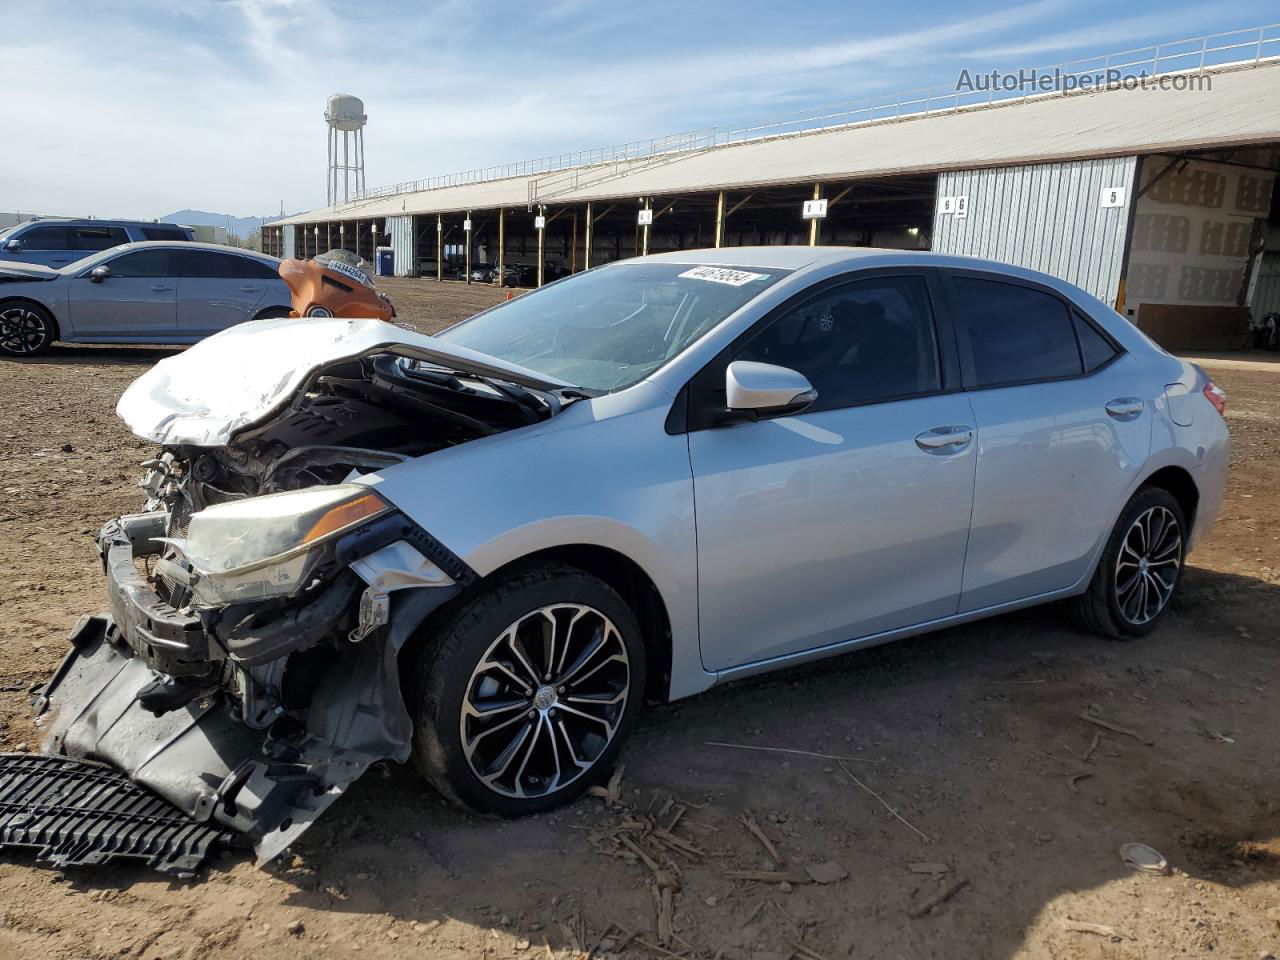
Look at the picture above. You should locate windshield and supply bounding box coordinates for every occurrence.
[436,262,788,392]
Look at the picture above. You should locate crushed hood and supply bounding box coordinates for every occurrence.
[0,262,60,283]
[117,315,573,447]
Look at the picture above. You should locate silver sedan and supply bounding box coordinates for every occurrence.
[0,241,291,356]
[42,247,1229,862]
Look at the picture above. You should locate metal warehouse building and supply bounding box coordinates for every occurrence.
[265,27,1280,349]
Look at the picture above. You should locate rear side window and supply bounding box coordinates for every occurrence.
[141,227,190,242]
[71,226,129,251]
[19,225,70,250]
[734,275,941,411]
[1073,311,1121,371]
[233,257,280,280]
[950,277,1081,387]
[177,250,240,278]
[106,249,173,278]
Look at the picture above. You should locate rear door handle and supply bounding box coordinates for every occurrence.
[238,285,261,293]
[1105,397,1144,420]
[915,425,974,452]
[149,284,172,292]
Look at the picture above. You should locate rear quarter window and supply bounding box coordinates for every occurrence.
[141,227,191,242]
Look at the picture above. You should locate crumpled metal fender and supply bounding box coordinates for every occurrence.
[34,540,464,866]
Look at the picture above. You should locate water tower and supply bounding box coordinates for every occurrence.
[325,94,367,206]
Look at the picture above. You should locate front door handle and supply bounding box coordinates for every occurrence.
[915,425,974,452]
[149,284,172,292]
[238,285,261,293]
[1105,397,1144,420]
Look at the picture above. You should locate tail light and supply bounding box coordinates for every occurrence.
[1203,381,1226,416]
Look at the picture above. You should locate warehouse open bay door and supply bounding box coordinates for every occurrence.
[933,157,1138,307]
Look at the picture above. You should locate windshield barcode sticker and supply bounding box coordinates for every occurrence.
[678,266,768,286]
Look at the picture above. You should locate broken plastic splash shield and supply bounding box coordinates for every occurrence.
[0,753,229,876]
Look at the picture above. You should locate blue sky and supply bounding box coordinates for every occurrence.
[3,1,1274,219]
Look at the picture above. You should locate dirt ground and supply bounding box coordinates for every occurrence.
[1,278,1278,960]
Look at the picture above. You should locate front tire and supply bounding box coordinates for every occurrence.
[1068,487,1186,638]
[0,301,57,357]
[411,564,646,815]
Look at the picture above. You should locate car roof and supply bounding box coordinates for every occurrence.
[102,240,277,260]
[16,217,191,229]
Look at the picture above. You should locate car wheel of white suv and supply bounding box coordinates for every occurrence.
[1069,487,1187,638]
[411,563,646,815]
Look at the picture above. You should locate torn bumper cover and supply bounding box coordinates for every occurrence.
[29,511,469,867]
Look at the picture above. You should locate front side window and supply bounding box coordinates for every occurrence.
[436,263,789,392]
[950,276,1082,387]
[106,249,173,278]
[734,275,941,410]
[18,225,70,250]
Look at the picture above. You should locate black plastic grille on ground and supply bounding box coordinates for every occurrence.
[0,753,228,877]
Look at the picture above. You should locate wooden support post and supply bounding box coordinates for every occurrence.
[436,214,442,282]
[465,209,472,285]
[584,202,593,270]
[571,211,578,273]
[537,205,545,288]
[497,208,505,286]
[715,190,725,248]
[809,183,822,246]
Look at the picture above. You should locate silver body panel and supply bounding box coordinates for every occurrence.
[350,247,1229,696]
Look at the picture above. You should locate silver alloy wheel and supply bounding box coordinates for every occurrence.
[460,603,630,799]
[1115,505,1182,625]
[0,305,50,355]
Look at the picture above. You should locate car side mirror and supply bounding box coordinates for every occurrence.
[3,239,20,252]
[722,360,817,422]
[89,265,111,283]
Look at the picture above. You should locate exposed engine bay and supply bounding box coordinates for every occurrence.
[28,300,576,869]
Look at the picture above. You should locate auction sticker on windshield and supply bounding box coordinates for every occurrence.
[678,266,769,286]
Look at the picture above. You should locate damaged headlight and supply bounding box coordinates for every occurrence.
[181,484,391,606]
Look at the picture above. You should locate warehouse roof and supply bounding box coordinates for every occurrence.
[278,59,1280,225]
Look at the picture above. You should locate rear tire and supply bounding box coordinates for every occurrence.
[0,300,56,357]
[410,563,646,816]
[1068,487,1186,639]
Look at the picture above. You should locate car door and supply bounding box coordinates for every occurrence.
[941,271,1150,612]
[66,248,177,339]
[685,270,977,672]
[175,250,271,337]
[6,225,75,267]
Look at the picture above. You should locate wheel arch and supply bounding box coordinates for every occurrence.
[403,543,676,704]
[1137,464,1199,531]
[0,296,61,341]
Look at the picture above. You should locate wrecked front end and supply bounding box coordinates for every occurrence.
[26,317,566,869]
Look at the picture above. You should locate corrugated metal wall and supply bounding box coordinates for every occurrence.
[282,224,296,260]
[933,156,1138,306]
[387,215,415,277]
[1254,253,1280,318]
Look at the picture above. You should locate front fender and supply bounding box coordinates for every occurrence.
[362,384,713,700]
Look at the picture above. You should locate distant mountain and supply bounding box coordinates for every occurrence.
[161,209,299,240]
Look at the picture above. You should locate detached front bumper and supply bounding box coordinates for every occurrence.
[31,510,468,867]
